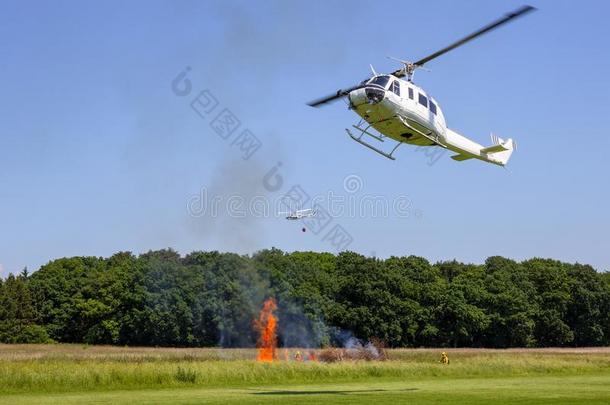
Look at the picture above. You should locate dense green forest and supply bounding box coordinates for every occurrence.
[1,249,609,348]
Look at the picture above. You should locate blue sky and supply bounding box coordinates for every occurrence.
[1,0,609,275]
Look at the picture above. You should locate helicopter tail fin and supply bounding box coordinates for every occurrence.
[481,134,515,166]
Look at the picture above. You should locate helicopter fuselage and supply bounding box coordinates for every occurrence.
[347,75,514,166]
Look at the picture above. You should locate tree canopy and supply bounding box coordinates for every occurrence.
[1,249,608,347]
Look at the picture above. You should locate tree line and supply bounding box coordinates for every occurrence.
[1,249,609,348]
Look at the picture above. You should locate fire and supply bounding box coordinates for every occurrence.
[255,298,278,362]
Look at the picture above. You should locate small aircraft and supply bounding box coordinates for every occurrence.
[280,208,316,220]
[308,5,536,166]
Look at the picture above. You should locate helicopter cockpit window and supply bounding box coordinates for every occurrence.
[408,88,414,100]
[418,93,428,107]
[390,80,400,96]
[368,75,391,88]
[429,101,437,115]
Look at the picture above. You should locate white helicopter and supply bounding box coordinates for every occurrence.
[280,208,316,220]
[308,5,536,166]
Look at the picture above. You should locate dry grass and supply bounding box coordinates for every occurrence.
[1,344,608,363]
[0,344,609,396]
[0,344,256,362]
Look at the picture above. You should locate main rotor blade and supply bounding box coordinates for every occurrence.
[307,83,364,107]
[413,5,536,67]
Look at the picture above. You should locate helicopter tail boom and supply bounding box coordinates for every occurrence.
[446,129,515,166]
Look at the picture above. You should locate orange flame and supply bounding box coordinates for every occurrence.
[255,298,278,362]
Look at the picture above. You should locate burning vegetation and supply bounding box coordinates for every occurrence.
[254,298,277,362]
[254,298,387,363]
[318,338,388,363]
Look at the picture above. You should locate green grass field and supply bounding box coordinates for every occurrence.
[1,345,609,404]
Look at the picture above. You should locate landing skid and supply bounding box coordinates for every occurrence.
[345,119,402,160]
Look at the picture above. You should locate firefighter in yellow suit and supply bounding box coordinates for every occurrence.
[440,351,449,364]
